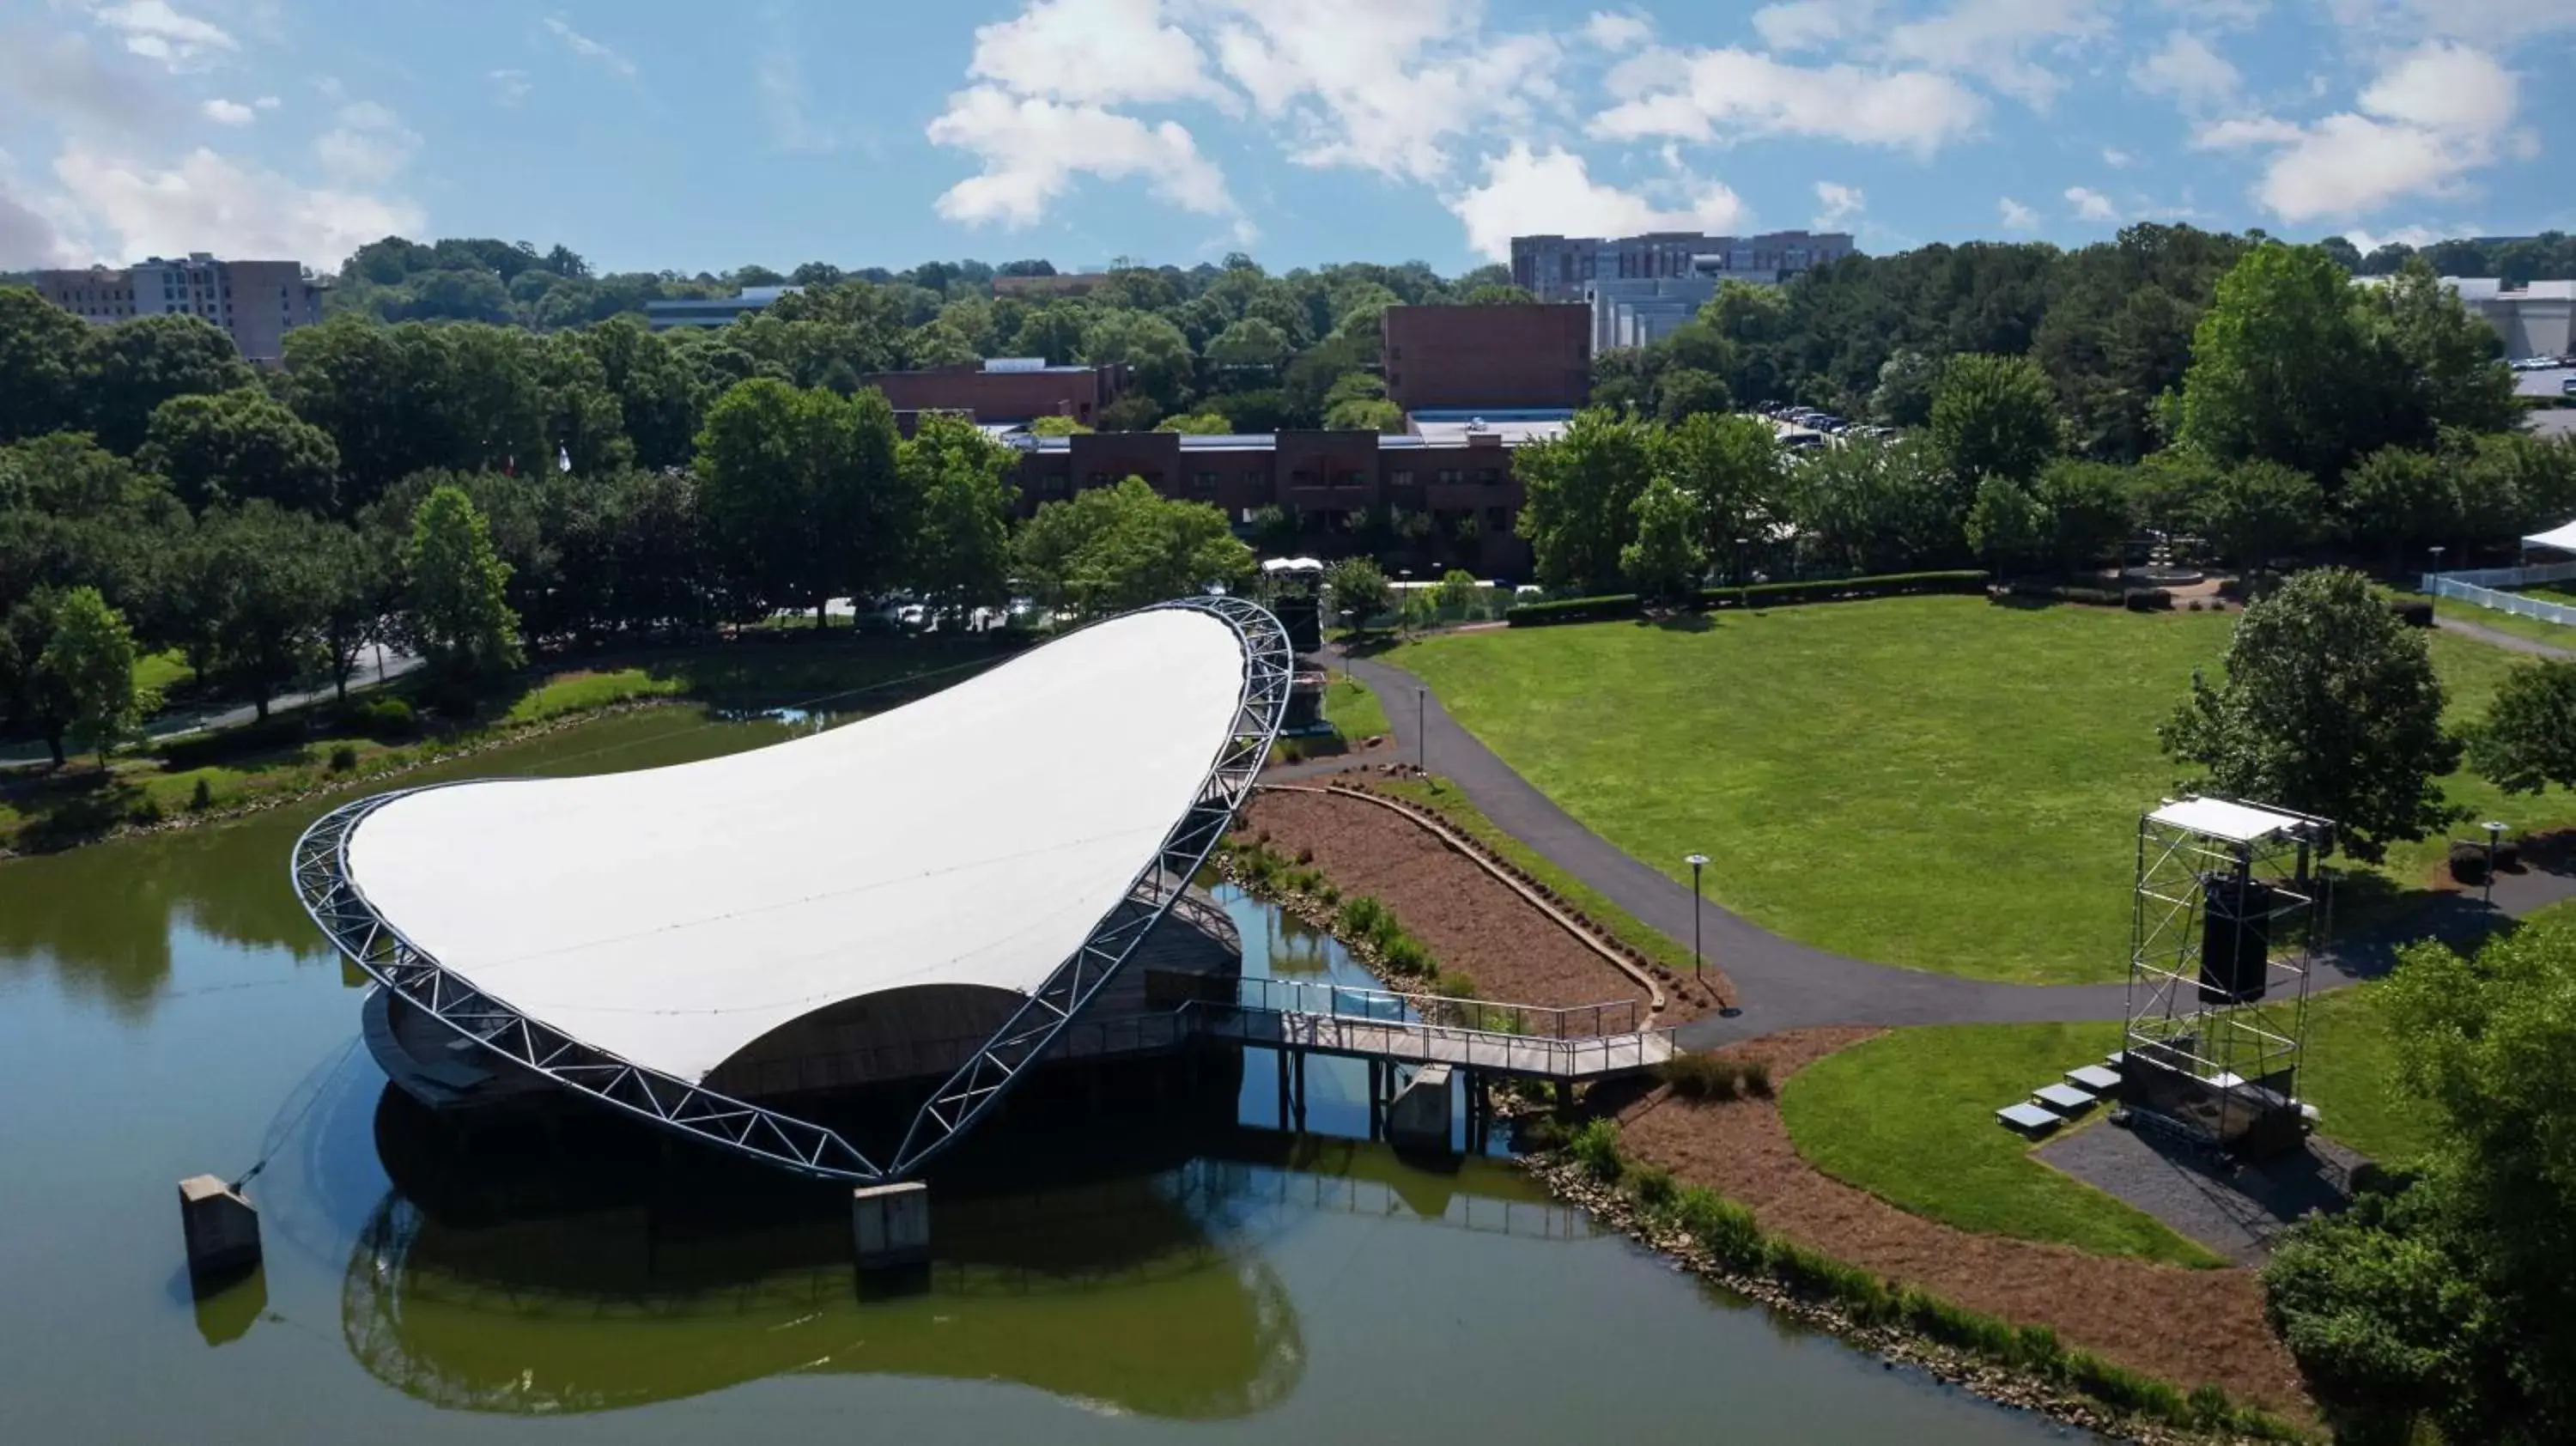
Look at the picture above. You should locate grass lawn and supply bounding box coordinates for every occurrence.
[132,649,192,701]
[1325,675,1389,744]
[1371,775,1702,981]
[1779,1021,2224,1267]
[501,667,690,724]
[2431,594,2576,651]
[2297,982,2439,1168]
[1395,598,2571,983]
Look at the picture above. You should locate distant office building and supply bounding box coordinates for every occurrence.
[643,284,802,331]
[1381,304,1590,413]
[861,357,1131,428]
[27,253,323,362]
[2356,276,2574,360]
[1510,230,1856,303]
[991,272,1109,300]
[1583,275,1731,352]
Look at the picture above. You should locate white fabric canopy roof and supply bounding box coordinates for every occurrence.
[343,609,1248,1083]
[2524,519,2576,553]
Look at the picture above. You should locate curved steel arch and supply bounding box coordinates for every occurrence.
[291,594,1294,1184]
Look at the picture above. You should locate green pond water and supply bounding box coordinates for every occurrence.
[0,707,2093,1444]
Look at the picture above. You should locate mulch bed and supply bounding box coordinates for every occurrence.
[1238,788,1722,1024]
[1612,1028,2314,1419]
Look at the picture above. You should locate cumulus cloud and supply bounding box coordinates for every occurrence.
[927,86,1240,233]
[1591,46,1986,155]
[2131,28,2240,111]
[312,102,421,184]
[1999,196,2039,230]
[543,15,637,77]
[966,0,1230,106]
[1583,10,1654,49]
[1813,179,1864,228]
[2064,185,2117,221]
[50,141,424,263]
[200,97,255,125]
[2195,40,2518,222]
[488,70,532,106]
[1751,0,1877,51]
[1446,143,1745,262]
[2102,146,2135,167]
[88,1,237,72]
[1880,0,2111,109]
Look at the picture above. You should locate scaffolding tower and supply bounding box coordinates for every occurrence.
[2123,796,2335,1157]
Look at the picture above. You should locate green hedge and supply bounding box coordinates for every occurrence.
[1504,571,1991,628]
[1995,580,2174,611]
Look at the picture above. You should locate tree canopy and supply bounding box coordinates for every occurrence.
[1013,477,1253,617]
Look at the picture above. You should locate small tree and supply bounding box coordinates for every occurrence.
[1621,475,1706,604]
[402,484,524,683]
[2196,459,2322,570]
[37,586,144,766]
[1434,568,1480,619]
[2467,659,2576,797]
[2160,567,2459,861]
[1325,556,1391,632]
[1964,475,2051,574]
[1928,353,2062,484]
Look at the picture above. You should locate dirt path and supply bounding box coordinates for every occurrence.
[1238,788,1722,1022]
[1612,1029,2313,1419]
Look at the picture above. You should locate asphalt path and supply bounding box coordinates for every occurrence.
[1292,647,2575,1047]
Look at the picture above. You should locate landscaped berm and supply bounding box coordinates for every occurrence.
[1394,594,2564,982]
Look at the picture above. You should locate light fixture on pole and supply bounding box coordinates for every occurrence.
[1685,853,1710,986]
[1416,686,1427,775]
[2483,820,2506,905]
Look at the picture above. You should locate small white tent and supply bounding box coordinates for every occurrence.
[2525,520,2576,555]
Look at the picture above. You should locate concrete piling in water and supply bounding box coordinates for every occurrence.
[177,1176,260,1285]
[851,1182,930,1271]
[1387,1063,1455,1155]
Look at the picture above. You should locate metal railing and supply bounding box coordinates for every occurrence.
[1183,975,1673,1078]
[2422,561,2576,628]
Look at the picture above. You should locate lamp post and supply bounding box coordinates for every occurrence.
[1685,853,1710,985]
[2483,821,2506,905]
[1416,686,1427,775]
[2429,544,2446,581]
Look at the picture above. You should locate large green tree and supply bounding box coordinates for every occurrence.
[38,585,144,765]
[0,285,90,442]
[2160,567,2459,860]
[168,502,339,718]
[1788,435,1970,574]
[1620,475,1704,601]
[139,386,343,513]
[2175,244,2375,480]
[899,414,1015,623]
[693,378,908,623]
[1927,353,2061,483]
[400,483,523,681]
[82,314,258,453]
[1660,412,1784,577]
[1013,477,1253,617]
[1324,556,1391,629]
[2466,659,2576,798]
[1514,409,1658,593]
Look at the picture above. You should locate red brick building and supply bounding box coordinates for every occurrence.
[1380,304,1590,413]
[860,360,1129,427]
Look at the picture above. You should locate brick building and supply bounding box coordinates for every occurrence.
[1010,421,1546,579]
[862,358,1130,427]
[1380,304,1590,412]
[28,253,323,362]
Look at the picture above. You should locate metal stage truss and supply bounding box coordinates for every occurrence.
[290,595,1296,1185]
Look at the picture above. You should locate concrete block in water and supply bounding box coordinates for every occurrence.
[1387,1063,1455,1153]
[178,1176,260,1281]
[851,1182,930,1268]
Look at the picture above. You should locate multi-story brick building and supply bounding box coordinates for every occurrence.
[27,253,324,361]
[1510,229,1855,303]
[1380,304,1590,413]
[1007,419,1547,578]
[864,358,1130,428]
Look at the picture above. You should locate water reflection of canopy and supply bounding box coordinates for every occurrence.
[340,1178,1306,1421]
[292,598,1291,1182]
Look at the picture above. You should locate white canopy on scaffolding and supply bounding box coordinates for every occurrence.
[2524,519,2576,554]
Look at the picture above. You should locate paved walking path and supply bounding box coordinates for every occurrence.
[1291,649,2576,1047]
[2434,613,2576,660]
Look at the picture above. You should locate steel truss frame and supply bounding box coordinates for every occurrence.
[2123,797,2334,1150]
[290,595,1293,1184]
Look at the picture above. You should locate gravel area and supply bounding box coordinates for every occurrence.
[1238,788,1720,1024]
[2036,1123,2369,1266]
[1613,1029,2314,1420]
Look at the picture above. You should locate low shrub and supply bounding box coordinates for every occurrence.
[1702,569,1989,611]
[350,696,418,739]
[2386,598,2433,628]
[127,795,163,824]
[187,778,214,811]
[1630,1163,1679,1212]
[328,744,360,774]
[1657,1052,1742,1100]
[1677,1188,1765,1271]
[1569,1118,1624,1182]
[1739,1060,1772,1097]
[2122,587,2173,612]
[1433,970,1478,999]
[1506,592,1644,628]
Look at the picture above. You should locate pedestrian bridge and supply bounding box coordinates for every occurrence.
[1186,976,1675,1082]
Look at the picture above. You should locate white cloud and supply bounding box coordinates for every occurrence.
[1751,0,1878,50]
[488,70,532,106]
[0,28,183,138]
[2102,146,2135,167]
[253,95,279,110]
[1446,143,1744,263]
[312,101,421,184]
[2131,29,2240,111]
[2064,185,2117,221]
[543,15,636,77]
[1592,46,1986,156]
[1583,10,1653,49]
[2344,223,2444,253]
[200,97,255,125]
[927,85,1241,234]
[50,140,423,264]
[966,0,1230,106]
[88,1,237,72]
[1999,196,2039,230]
[2194,40,2519,222]
[1881,0,2111,109]
[1813,179,1864,228]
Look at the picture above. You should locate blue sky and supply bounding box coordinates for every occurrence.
[3,0,2572,276]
